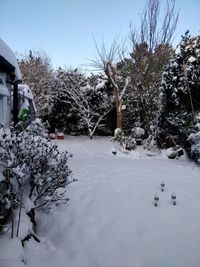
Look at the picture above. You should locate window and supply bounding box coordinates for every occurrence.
[0,78,9,97]
[0,78,4,85]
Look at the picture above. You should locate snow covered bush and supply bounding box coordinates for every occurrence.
[187,113,200,163]
[111,128,136,151]
[117,42,174,134]
[166,146,184,159]
[158,32,200,150]
[112,128,125,143]
[123,135,137,150]
[131,127,145,139]
[0,178,13,231]
[143,135,158,151]
[47,68,84,134]
[131,126,145,145]
[0,119,73,237]
[142,125,158,151]
[49,69,114,138]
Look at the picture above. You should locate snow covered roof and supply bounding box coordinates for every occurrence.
[0,38,22,83]
[18,84,34,100]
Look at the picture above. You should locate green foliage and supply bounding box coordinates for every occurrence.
[18,108,30,122]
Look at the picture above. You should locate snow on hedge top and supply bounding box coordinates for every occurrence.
[188,56,196,63]
[95,80,106,90]
[0,38,22,81]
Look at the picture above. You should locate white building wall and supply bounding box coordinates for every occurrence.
[0,96,3,125]
[0,73,11,127]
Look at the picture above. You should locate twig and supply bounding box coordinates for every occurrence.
[16,188,23,237]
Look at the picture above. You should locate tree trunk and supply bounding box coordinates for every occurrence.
[116,103,122,129]
[113,86,122,129]
[88,128,93,140]
[27,208,37,233]
[106,62,123,129]
[16,188,23,237]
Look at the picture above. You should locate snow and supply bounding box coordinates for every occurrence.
[15,136,200,267]
[16,210,33,241]
[121,104,126,110]
[95,80,106,90]
[114,128,121,136]
[18,85,34,100]
[0,234,25,267]
[19,99,30,110]
[188,56,196,63]
[24,196,35,213]
[0,38,22,82]
[132,127,145,138]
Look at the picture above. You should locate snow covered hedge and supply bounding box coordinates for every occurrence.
[0,119,73,238]
[187,113,200,163]
[158,32,200,150]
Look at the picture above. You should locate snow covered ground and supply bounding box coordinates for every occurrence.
[1,136,200,267]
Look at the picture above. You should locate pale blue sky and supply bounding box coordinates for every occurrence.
[0,0,200,70]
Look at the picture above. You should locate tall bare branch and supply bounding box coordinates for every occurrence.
[131,0,179,51]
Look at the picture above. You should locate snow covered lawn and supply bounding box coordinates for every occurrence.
[8,137,200,267]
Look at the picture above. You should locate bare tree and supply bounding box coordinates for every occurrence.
[91,39,130,129]
[18,50,54,120]
[120,0,179,132]
[131,0,179,52]
[68,87,112,139]
[91,0,178,132]
[55,68,113,139]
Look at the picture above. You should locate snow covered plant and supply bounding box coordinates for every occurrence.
[166,146,184,159]
[131,127,145,139]
[111,128,136,151]
[0,119,73,236]
[131,126,145,146]
[51,69,113,139]
[158,33,200,149]
[187,113,200,163]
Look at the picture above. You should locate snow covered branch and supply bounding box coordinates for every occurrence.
[52,69,113,138]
